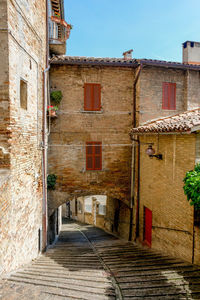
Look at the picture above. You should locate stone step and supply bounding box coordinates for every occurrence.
[8,274,114,294]
[6,279,115,300]
[25,265,107,276]
[16,270,112,285]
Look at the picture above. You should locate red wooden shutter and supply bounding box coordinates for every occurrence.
[84,83,101,111]
[86,142,102,170]
[162,82,176,110]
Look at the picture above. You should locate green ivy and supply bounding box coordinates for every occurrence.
[50,91,62,106]
[47,174,57,190]
[183,163,200,209]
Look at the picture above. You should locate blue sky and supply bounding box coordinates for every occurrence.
[64,0,200,62]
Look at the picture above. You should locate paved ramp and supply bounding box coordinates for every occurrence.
[1,220,200,299]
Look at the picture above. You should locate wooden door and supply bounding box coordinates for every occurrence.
[144,207,152,247]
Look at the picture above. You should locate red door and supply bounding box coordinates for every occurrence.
[144,207,152,247]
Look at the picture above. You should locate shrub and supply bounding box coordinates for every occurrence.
[183,163,200,209]
[50,91,62,106]
[47,174,57,190]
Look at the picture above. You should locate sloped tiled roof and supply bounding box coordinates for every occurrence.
[50,56,200,70]
[130,109,200,135]
[50,55,137,67]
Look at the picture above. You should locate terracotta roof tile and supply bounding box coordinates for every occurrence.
[50,56,200,70]
[130,109,200,135]
[50,55,137,67]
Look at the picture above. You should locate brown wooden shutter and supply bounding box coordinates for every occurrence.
[162,82,169,109]
[93,84,101,111]
[94,142,102,170]
[169,83,176,110]
[84,83,101,111]
[162,82,176,110]
[86,143,93,170]
[84,84,92,111]
[86,142,102,170]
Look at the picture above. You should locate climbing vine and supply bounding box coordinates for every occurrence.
[183,163,200,209]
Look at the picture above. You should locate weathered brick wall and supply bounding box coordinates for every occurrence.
[0,0,46,275]
[186,70,200,110]
[136,134,195,263]
[48,64,134,238]
[136,67,187,125]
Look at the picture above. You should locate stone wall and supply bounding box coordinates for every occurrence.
[135,134,196,263]
[0,0,46,275]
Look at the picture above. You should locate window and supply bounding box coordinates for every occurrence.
[20,79,28,110]
[98,204,106,215]
[85,197,92,213]
[84,83,101,111]
[86,142,102,170]
[162,82,176,110]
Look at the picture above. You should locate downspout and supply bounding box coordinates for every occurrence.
[42,0,50,251]
[129,64,142,241]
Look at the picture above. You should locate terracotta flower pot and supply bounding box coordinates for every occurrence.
[48,110,56,117]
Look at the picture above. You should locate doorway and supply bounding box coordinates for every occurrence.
[144,207,152,247]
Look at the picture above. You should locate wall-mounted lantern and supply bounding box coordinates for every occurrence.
[145,144,163,160]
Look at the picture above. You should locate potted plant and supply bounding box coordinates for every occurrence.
[50,91,63,106]
[47,174,57,190]
[47,105,58,117]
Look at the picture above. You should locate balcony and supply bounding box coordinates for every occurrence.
[49,16,71,55]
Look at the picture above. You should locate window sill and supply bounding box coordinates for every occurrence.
[162,109,177,111]
[80,109,104,114]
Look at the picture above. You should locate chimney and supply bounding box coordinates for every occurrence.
[182,41,200,65]
[123,49,133,60]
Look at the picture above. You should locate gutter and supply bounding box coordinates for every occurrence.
[129,64,142,241]
[41,0,50,251]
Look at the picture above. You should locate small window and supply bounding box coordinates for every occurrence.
[20,79,27,110]
[86,142,102,170]
[98,204,106,215]
[84,83,101,111]
[85,198,92,213]
[162,82,176,110]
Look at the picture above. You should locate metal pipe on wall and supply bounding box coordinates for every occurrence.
[129,65,142,241]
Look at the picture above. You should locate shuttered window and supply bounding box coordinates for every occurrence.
[86,142,102,170]
[162,82,176,110]
[84,83,101,111]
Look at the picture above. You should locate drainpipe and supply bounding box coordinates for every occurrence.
[129,64,142,241]
[41,0,50,251]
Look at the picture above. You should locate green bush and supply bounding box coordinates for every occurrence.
[50,91,62,106]
[47,174,57,190]
[183,163,200,209]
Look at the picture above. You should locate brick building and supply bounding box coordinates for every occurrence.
[48,43,200,241]
[130,109,200,264]
[0,0,69,275]
[48,57,135,239]
[0,0,47,275]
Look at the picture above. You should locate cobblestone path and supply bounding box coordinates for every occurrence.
[1,220,200,299]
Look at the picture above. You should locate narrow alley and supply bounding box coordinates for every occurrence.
[1,220,200,299]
